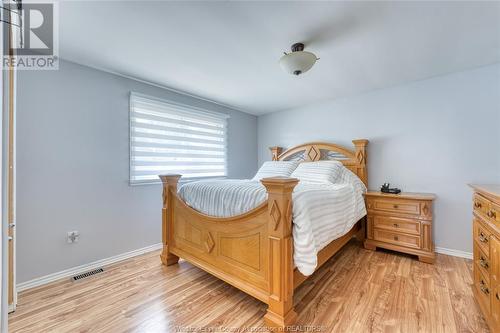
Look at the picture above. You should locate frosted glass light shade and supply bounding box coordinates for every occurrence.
[279,51,317,75]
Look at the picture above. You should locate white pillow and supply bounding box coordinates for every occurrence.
[337,166,367,193]
[252,161,299,181]
[290,160,344,184]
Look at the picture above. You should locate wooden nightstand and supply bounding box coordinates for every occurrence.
[363,191,436,263]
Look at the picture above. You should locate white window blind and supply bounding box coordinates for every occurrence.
[129,92,229,185]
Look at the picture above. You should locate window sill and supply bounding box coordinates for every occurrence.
[129,176,228,186]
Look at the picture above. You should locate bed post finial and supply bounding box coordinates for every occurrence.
[269,146,283,161]
[159,174,181,266]
[261,177,299,329]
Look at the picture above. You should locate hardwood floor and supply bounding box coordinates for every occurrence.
[9,240,489,333]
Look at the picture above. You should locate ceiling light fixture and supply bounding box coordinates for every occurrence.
[279,43,318,76]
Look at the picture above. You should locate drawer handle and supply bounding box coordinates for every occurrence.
[393,223,399,228]
[478,233,488,243]
[497,292,500,301]
[480,280,490,295]
[480,257,489,269]
[480,285,490,295]
[487,210,497,219]
[393,236,399,241]
[393,204,399,209]
[474,201,482,209]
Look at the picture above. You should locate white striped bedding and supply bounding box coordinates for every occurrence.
[177,167,367,276]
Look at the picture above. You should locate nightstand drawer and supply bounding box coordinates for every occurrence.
[474,218,491,257]
[368,198,420,216]
[373,215,420,235]
[373,229,420,249]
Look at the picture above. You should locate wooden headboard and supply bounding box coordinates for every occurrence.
[269,140,369,186]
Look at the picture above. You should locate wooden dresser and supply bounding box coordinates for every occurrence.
[470,184,500,332]
[363,191,436,263]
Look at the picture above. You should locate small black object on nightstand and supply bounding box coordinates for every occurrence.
[381,183,401,194]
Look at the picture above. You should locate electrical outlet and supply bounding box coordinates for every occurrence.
[67,231,80,243]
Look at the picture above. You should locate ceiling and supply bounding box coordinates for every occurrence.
[59,1,500,115]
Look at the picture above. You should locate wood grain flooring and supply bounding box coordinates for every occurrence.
[8,240,490,333]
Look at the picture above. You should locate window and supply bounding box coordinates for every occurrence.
[129,92,228,185]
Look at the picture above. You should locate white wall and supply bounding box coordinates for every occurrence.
[258,63,500,254]
[16,60,258,283]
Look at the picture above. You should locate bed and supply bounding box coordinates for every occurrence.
[159,140,368,328]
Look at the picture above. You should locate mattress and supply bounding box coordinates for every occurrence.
[178,168,367,276]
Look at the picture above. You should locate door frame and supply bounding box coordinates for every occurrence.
[6,43,16,313]
[1,0,19,316]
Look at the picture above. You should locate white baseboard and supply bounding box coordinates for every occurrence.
[435,247,473,260]
[17,243,162,292]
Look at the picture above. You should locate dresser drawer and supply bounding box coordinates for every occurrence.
[373,229,420,249]
[474,218,491,257]
[368,198,421,216]
[474,243,490,283]
[492,284,500,329]
[491,235,500,286]
[474,263,491,315]
[487,202,500,226]
[373,215,420,235]
[474,194,490,217]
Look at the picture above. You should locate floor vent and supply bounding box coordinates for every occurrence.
[72,268,104,281]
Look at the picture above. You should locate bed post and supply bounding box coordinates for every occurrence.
[159,174,181,266]
[352,139,368,187]
[261,177,299,329]
[269,146,283,161]
[352,140,368,242]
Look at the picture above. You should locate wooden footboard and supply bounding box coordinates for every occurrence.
[160,175,299,327]
[159,140,368,329]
